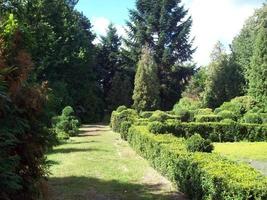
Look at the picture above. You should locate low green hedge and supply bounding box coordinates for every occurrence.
[126,126,267,200]
[152,122,267,142]
[195,114,222,122]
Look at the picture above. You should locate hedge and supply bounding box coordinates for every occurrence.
[153,122,267,142]
[126,126,267,200]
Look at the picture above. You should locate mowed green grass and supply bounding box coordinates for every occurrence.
[214,142,267,161]
[47,125,185,200]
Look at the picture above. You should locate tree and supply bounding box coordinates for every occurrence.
[232,4,267,90]
[203,42,244,108]
[126,0,194,110]
[248,26,267,108]
[132,47,160,112]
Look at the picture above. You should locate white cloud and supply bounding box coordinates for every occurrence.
[91,17,127,44]
[183,0,258,66]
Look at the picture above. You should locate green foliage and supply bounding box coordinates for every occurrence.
[140,111,154,119]
[53,106,80,139]
[194,108,213,115]
[132,47,160,112]
[195,115,222,122]
[242,113,263,124]
[148,110,179,122]
[119,121,132,140]
[110,109,138,133]
[248,26,267,106]
[215,96,258,119]
[186,134,214,153]
[203,42,244,108]
[126,126,267,200]
[148,121,167,134]
[116,105,127,113]
[173,97,201,113]
[126,0,194,110]
[217,110,237,121]
[220,119,236,124]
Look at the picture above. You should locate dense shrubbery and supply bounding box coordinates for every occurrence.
[148,110,179,122]
[110,107,138,133]
[217,110,237,121]
[186,134,214,153]
[242,113,263,124]
[52,106,80,140]
[195,114,222,122]
[125,126,267,200]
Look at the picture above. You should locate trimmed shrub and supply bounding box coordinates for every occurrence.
[148,121,167,134]
[52,106,80,139]
[110,109,138,132]
[195,108,213,115]
[217,110,237,121]
[260,113,267,124]
[174,108,191,122]
[120,121,132,140]
[242,113,263,124]
[127,126,267,200]
[195,114,222,122]
[116,105,127,112]
[149,110,179,122]
[140,111,154,118]
[220,118,236,124]
[173,97,201,114]
[186,134,214,153]
[153,122,267,142]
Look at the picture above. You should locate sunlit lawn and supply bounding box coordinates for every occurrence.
[47,125,184,200]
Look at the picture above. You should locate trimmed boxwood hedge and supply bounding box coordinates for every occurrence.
[126,126,267,200]
[154,122,267,142]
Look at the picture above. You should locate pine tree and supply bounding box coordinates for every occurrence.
[132,47,160,112]
[248,26,267,107]
[126,0,194,110]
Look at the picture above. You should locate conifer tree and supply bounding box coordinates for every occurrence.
[126,0,194,110]
[133,47,160,112]
[248,26,267,108]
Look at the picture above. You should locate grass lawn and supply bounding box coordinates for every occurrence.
[47,125,186,200]
[214,142,267,175]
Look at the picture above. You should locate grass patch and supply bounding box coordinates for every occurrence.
[47,125,185,200]
[214,142,267,161]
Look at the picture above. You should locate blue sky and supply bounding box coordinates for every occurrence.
[76,0,265,66]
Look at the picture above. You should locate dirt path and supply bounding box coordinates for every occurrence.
[48,125,187,200]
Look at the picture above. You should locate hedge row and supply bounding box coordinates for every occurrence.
[149,121,267,142]
[126,126,267,200]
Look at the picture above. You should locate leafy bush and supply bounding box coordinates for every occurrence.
[152,122,267,142]
[148,121,167,134]
[194,108,213,115]
[174,108,192,122]
[127,126,267,200]
[260,113,267,124]
[186,134,214,153]
[195,114,222,122]
[52,106,80,139]
[140,111,154,118]
[110,108,138,132]
[173,97,201,114]
[116,105,127,112]
[217,110,237,121]
[220,118,236,124]
[120,121,132,140]
[242,113,263,124]
[148,110,179,122]
[215,96,258,119]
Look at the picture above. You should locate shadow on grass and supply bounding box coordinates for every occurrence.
[47,147,108,155]
[48,176,187,200]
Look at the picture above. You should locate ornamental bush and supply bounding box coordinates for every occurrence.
[195,114,222,122]
[186,134,214,153]
[242,113,263,124]
[217,110,237,121]
[148,121,168,134]
[52,106,80,139]
[148,110,179,122]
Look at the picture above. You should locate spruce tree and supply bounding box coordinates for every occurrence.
[248,26,267,108]
[133,47,160,112]
[126,0,194,110]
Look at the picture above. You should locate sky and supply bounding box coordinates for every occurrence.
[76,0,265,66]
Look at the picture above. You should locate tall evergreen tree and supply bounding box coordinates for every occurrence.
[203,42,244,108]
[133,47,160,112]
[248,26,267,108]
[126,0,194,110]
